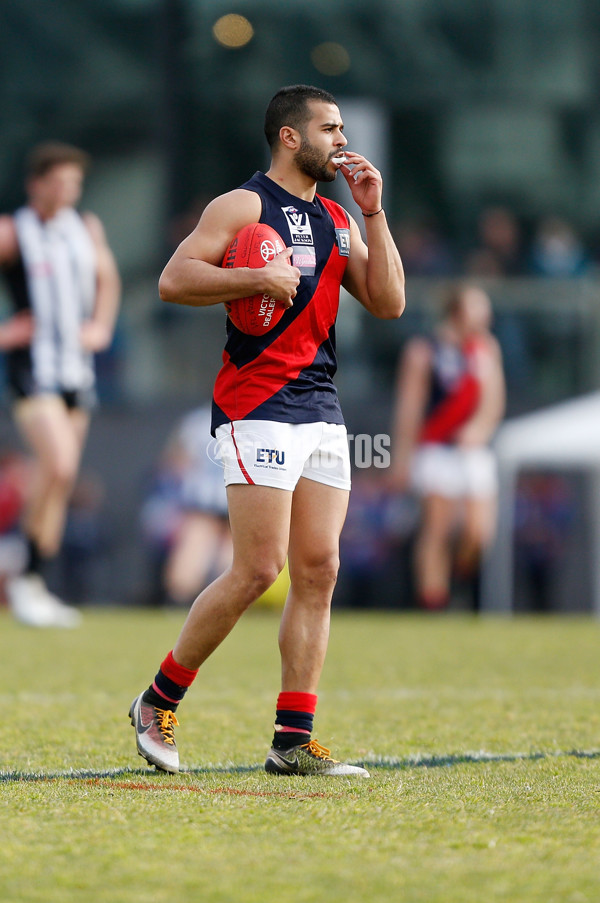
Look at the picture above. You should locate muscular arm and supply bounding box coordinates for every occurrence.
[158,190,300,309]
[337,152,405,320]
[80,212,121,352]
[343,212,406,319]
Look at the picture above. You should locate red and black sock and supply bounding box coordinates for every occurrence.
[272,691,317,751]
[142,651,198,711]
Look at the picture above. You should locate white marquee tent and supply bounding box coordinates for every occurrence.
[481,392,600,615]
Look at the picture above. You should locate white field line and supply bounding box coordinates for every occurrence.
[1,747,599,783]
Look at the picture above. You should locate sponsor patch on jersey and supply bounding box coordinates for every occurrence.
[335,228,351,257]
[292,245,317,275]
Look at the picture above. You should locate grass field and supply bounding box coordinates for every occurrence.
[1,606,600,903]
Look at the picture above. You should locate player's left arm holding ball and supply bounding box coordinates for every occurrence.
[159,192,300,310]
[338,151,405,320]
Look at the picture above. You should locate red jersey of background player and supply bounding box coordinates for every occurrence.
[419,334,490,444]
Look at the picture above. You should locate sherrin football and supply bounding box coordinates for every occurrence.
[222,223,289,335]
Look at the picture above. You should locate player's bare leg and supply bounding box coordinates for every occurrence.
[279,477,349,693]
[172,483,292,669]
[8,395,87,626]
[14,395,89,556]
[130,483,292,771]
[414,493,455,610]
[457,494,497,573]
[265,477,368,776]
[455,495,497,610]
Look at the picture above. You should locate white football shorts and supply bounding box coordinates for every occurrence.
[411,443,498,499]
[213,420,351,491]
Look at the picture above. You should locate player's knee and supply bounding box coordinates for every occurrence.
[292,550,340,594]
[238,558,284,602]
[319,551,341,586]
[47,456,78,488]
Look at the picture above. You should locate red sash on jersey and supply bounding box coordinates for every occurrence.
[213,198,349,423]
[420,337,483,443]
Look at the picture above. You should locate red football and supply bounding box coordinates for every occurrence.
[222,223,289,335]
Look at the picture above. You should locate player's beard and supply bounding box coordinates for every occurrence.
[294,137,336,183]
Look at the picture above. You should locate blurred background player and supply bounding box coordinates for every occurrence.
[139,404,232,607]
[389,282,505,610]
[0,142,121,627]
[163,405,232,604]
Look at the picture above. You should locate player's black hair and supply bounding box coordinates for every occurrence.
[264,85,338,149]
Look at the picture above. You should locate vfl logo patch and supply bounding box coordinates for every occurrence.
[256,448,286,466]
[282,205,316,274]
[335,228,351,257]
[282,206,314,246]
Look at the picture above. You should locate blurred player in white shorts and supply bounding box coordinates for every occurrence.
[411,443,498,500]
[390,282,505,610]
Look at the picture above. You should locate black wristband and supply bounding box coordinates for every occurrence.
[362,208,383,217]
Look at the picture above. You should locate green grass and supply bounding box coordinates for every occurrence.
[1,607,600,902]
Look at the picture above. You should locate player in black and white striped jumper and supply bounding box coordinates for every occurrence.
[0,142,120,626]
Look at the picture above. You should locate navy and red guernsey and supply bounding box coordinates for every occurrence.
[419,336,482,444]
[211,172,351,434]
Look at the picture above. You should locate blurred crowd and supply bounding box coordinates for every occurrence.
[395,206,594,279]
